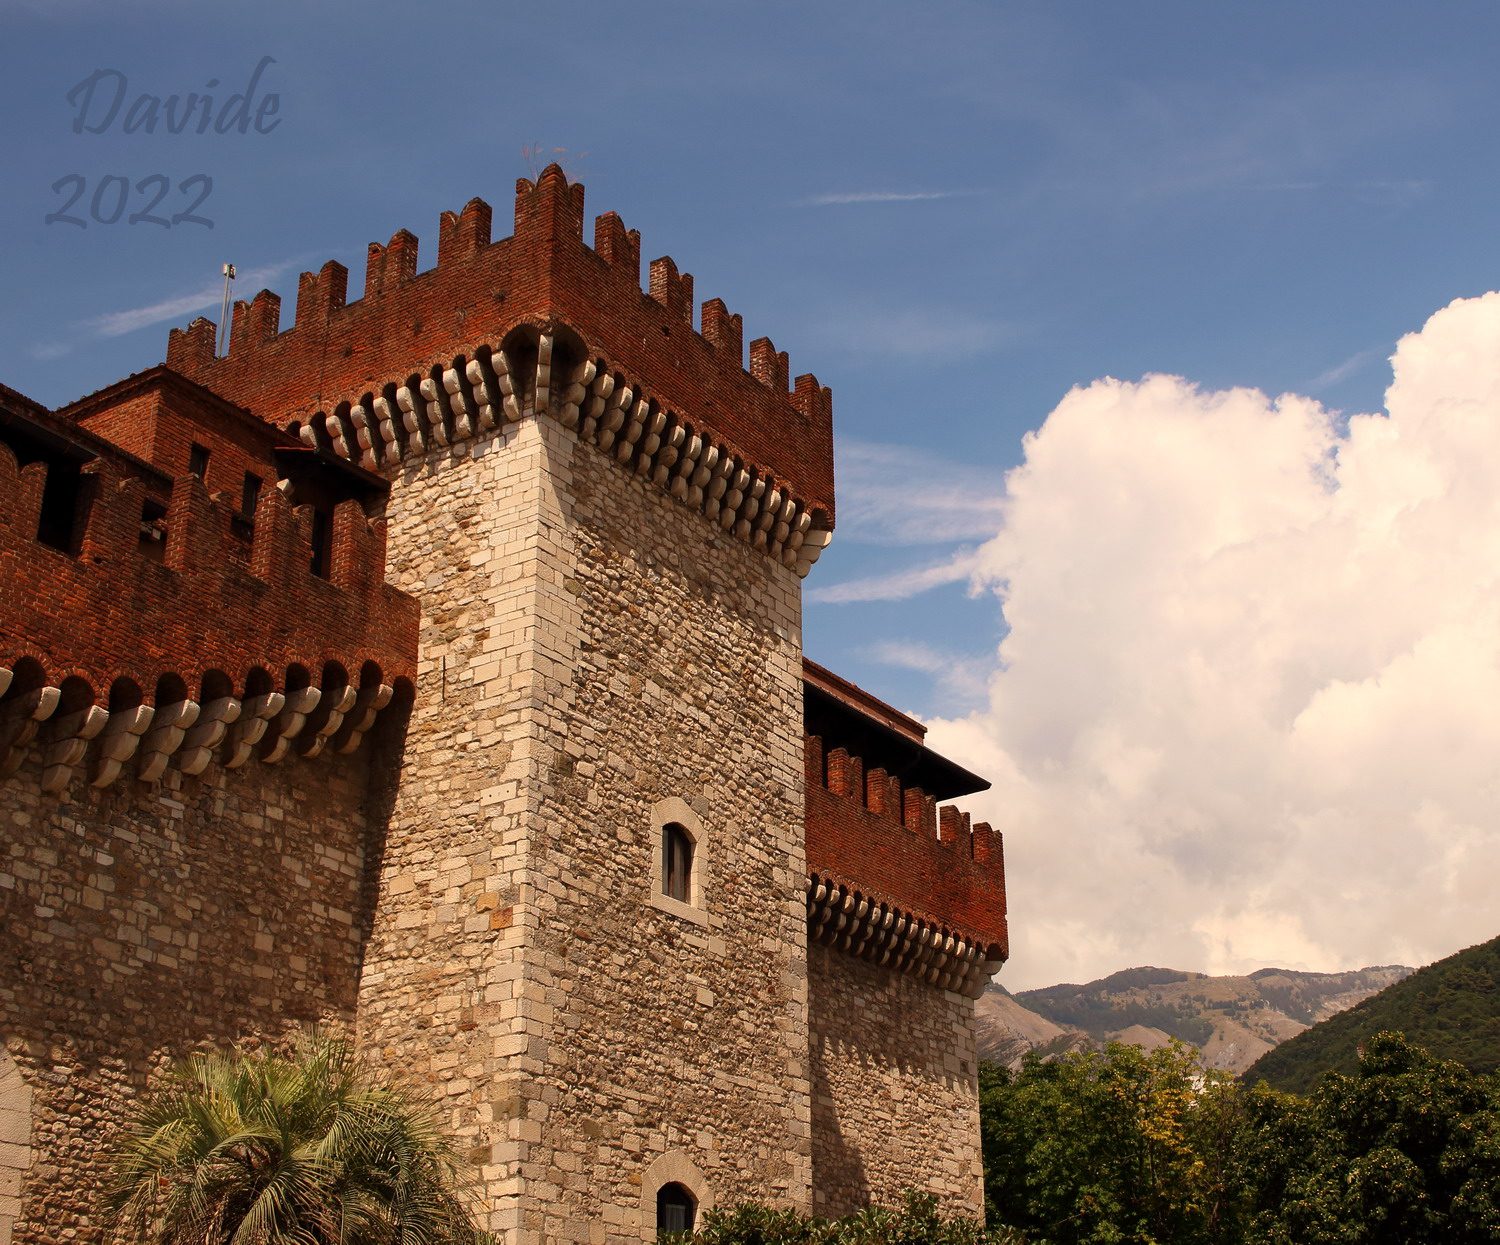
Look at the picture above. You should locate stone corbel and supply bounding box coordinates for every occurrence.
[177,696,243,775]
[91,705,155,788]
[372,395,403,458]
[299,685,358,759]
[557,358,593,429]
[223,691,285,769]
[418,377,451,445]
[335,683,393,754]
[40,703,109,794]
[0,684,62,777]
[261,686,322,764]
[465,356,502,431]
[395,385,431,453]
[137,700,201,782]
[534,334,553,415]
[442,368,478,440]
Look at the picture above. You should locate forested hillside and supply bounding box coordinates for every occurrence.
[1245,934,1500,1094]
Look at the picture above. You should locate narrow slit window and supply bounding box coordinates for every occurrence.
[241,472,262,517]
[662,824,693,904]
[188,442,210,479]
[309,506,332,578]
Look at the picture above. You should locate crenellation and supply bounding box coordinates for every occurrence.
[648,256,695,324]
[295,259,349,329]
[700,298,744,364]
[439,197,495,268]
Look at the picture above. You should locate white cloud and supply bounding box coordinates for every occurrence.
[915,291,1500,990]
[862,640,992,711]
[1308,347,1377,391]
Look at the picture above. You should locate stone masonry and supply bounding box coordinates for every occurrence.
[0,166,1007,1241]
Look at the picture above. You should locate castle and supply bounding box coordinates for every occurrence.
[0,167,1008,1243]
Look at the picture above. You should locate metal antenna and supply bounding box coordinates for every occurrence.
[216,263,237,357]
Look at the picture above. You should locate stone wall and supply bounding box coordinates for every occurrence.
[0,746,380,1242]
[0,1050,28,1245]
[355,417,559,1239]
[522,424,809,1241]
[808,941,984,1220]
[358,412,811,1242]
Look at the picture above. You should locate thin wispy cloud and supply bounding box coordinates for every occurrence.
[1309,347,1379,392]
[862,639,994,710]
[807,548,982,604]
[804,306,1014,361]
[836,438,1006,545]
[803,189,975,206]
[83,257,305,339]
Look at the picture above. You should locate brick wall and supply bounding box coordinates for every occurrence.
[804,737,1007,956]
[0,429,416,707]
[163,168,834,527]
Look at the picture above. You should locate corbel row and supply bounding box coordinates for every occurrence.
[806,872,1003,999]
[0,664,395,799]
[298,332,834,578]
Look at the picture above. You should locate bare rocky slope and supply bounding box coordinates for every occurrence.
[978,964,1413,1074]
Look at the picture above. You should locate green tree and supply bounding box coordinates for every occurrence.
[106,1030,491,1245]
[1236,1031,1500,1243]
[674,1190,1011,1244]
[979,1041,1241,1244]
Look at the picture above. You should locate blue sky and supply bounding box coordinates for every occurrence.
[8,2,1500,983]
[7,2,1496,721]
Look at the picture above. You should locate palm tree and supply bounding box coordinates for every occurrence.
[105,1030,491,1245]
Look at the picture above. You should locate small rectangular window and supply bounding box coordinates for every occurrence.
[188,442,210,479]
[241,472,262,517]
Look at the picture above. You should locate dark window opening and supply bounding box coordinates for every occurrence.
[309,506,333,578]
[656,1183,696,1237]
[662,824,693,904]
[35,458,83,553]
[139,499,167,561]
[241,472,262,517]
[188,442,210,479]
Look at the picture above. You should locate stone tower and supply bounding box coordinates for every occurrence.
[0,167,1006,1243]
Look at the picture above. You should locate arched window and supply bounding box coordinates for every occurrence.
[656,1181,697,1236]
[661,823,693,904]
[649,798,707,925]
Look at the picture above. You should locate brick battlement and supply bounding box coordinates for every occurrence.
[0,395,417,795]
[164,166,835,532]
[803,732,1008,970]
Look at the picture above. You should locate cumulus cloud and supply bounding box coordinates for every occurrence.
[915,291,1500,989]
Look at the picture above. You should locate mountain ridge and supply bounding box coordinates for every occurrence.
[978,963,1413,1074]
